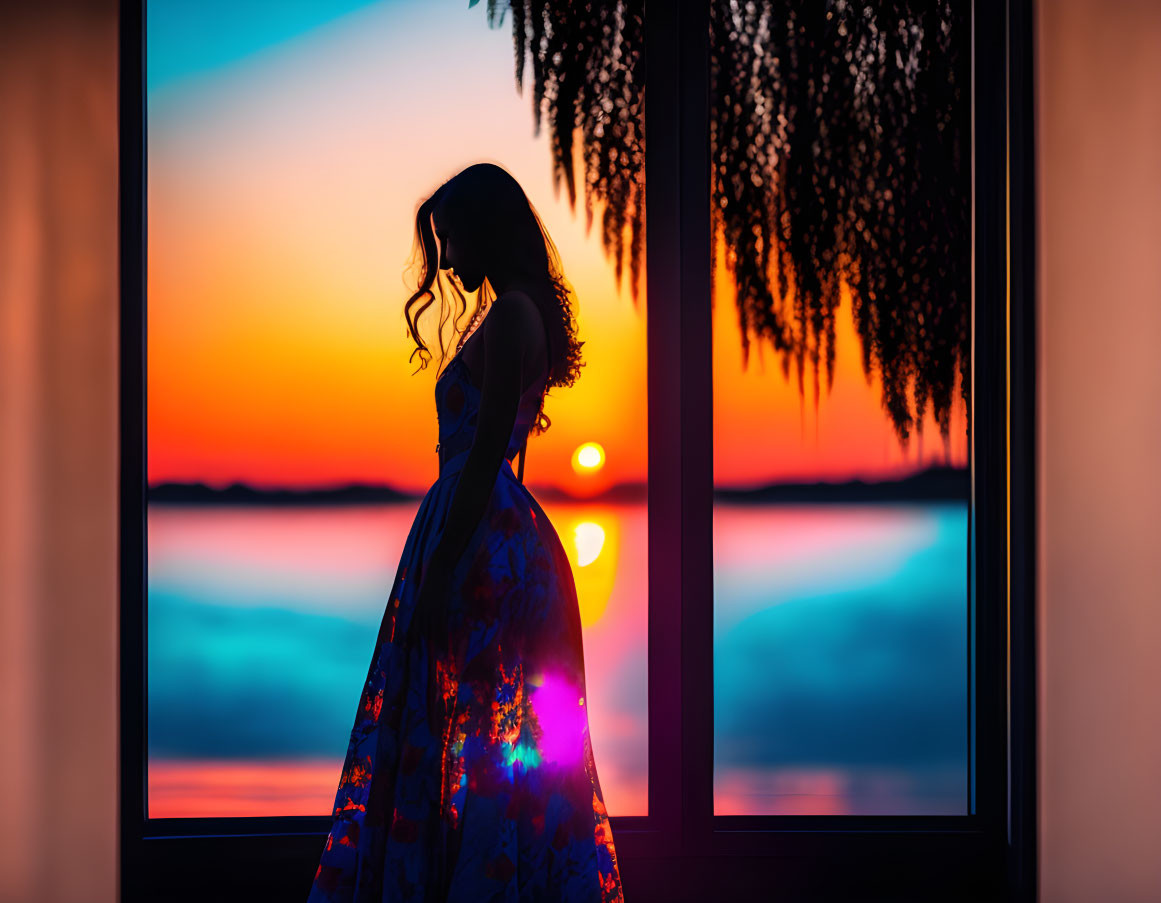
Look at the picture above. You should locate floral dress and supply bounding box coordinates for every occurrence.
[307,351,624,902]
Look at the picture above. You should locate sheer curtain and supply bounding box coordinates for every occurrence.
[0,2,119,901]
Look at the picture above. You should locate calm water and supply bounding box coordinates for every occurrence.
[147,500,967,818]
[713,501,969,815]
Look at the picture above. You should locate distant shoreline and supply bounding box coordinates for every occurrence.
[148,464,968,507]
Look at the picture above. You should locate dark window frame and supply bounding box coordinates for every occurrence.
[119,1,1036,900]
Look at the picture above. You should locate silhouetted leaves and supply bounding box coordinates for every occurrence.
[479,0,969,450]
[481,0,646,304]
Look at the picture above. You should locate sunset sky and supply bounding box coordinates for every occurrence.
[146,0,968,497]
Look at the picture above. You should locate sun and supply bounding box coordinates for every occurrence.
[571,441,606,474]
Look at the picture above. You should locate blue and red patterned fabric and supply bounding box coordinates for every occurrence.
[307,354,624,902]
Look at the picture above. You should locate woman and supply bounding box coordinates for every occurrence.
[307,162,625,902]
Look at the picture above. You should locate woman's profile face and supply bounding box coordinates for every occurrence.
[433,205,483,293]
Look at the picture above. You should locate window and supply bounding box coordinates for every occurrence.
[121,1,1036,899]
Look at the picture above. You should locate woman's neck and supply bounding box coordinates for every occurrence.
[489,270,548,299]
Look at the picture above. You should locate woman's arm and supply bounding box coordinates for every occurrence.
[426,291,539,573]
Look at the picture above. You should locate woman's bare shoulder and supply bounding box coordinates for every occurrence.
[486,289,545,347]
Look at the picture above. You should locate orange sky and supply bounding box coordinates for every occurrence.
[146,0,967,497]
[711,234,968,488]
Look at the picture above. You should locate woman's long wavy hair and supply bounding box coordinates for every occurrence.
[402,162,584,436]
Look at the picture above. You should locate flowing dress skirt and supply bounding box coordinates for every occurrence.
[307,448,624,902]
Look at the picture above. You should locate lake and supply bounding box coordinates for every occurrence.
[147,499,967,818]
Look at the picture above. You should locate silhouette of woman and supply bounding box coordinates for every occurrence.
[307,163,625,902]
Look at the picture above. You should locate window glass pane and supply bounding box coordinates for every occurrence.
[147,0,647,818]
[710,1,971,816]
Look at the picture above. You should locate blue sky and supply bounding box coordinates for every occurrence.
[146,0,386,93]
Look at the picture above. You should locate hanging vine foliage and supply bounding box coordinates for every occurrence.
[475,0,646,301]
[475,0,969,452]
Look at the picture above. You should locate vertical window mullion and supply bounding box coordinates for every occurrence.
[677,0,714,857]
[644,0,687,851]
[643,0,713,858]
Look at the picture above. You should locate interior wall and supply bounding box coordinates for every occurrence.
[1035,1,1161,901]
[0,3,120,902]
